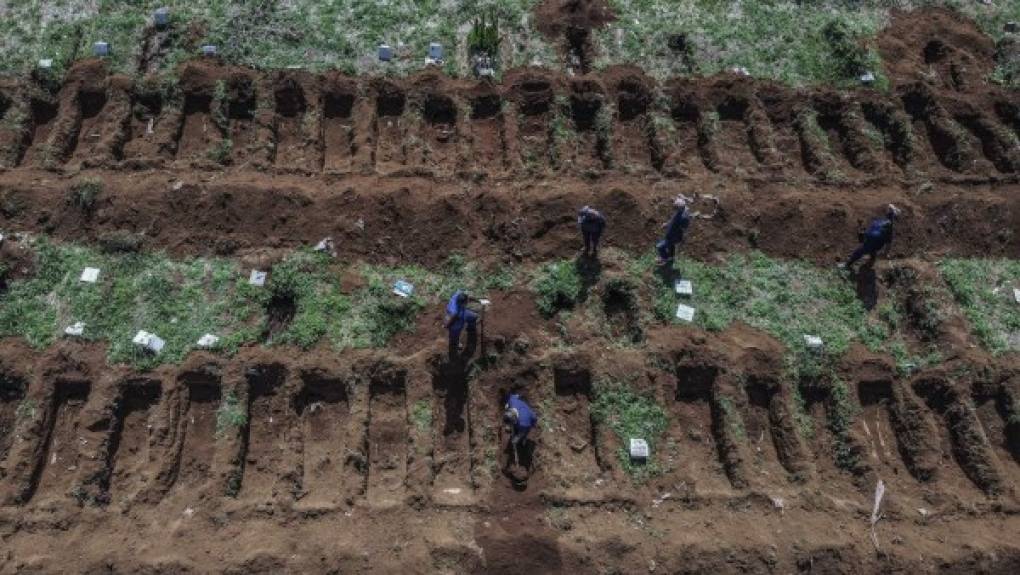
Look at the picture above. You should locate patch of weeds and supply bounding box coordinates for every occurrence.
[411,399,432,433]
[828,377,861,472]
[940,258,1020,354]
[207,138,233,165]
[211,80,229,130]
[591,380,668,481]
[532,259,583,318]
[68,179,102,216]
[215,391,246,438]
[790,382,815,440]
[97,230,144,254]
[15,398,37,421]
[716,395,746,440]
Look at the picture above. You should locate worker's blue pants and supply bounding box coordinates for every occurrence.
[448,310,478,349]
[656,239,677,261]
[847,238,887,267]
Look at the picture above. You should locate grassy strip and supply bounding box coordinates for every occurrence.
[591,379,668,481]
[0,238,513,368]
[629,251,887,355]
[940,258,1020,354]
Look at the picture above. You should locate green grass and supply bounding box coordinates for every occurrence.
[0,238,514,368]
[411,399,432,433]
[827,377,862,472]
[632,251,888,356]
[215,390,246,437]
[590,379,669,480]
[533,259,583,318]
[940,258,1020,354]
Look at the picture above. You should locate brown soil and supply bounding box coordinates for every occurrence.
[1,7,1020,574]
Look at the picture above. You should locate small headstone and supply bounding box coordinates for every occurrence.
[629,438,649,461]
[93,42,110,57]
[313,237,335,255]
[674,280,693,296]
[803,335,824,349]
[479,298,491,307]
[860,71,876,85]
[729,66,750,76]
[65,322,85,337]
[378,44,393,62]
[80,267,100,283]
[1006,21,1019,33]
[197,334,220,349]
[249,270,267,287]
[133,330,165,354]
[201,45,217,56]
[154,7,170,28]
[38,59,53,69]
[429,42,444,61]
[0,231,5,244]
[392,280,414,298]
[1014,288,1020,304]
[675,303,696,322]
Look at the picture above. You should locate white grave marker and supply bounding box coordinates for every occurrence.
[133,330,165,354]
[1014,288,1020,304]
[64,322,85,337]
[154,8,170,28]
[249,270,267,287]
[803,335,824,349]
[38,59,53,69]
[392,280,414,298]
[428,42,444,61]
[479,298,491,307]
[93,42,109,57]
[201,45,217,56]
[860,71,876,85]
[80,267,100,283]
[378,44,393,62]
[629,438,649,461]
[674,279,693,296]
[675,303,696,323]
[197,334,220,349]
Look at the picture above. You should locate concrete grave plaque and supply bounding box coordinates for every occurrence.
[804,335,823,349]
[249,270,267,287]
[197,334,220,348]
[676,304,695,322]
[629,438,649,460]
[674,280,693,296]
[80,267,100,283]
[378,44,393,62]
[1014,288,1020,304]
[133,330,165,354]
[64,322,85,337]
[154,8,170,28]
[93,42,109,57]
[202,45,217,56]
[392,280,414,298]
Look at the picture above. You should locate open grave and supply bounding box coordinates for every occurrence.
[513,78,555,172]
[415,93,459,176]
[564,81,608,172]
[366,370,408,507]
[740,378,794,483]
[663,97,708,176]
[707,97,760,173]
[467,93,508,175]
[107,378,162,502]
[668,365,730,491]
[176,93,223,160]
[972,389,1020,487]
[273,77,318,171]
[373,82,407,173]
[32,379,91,502]
[322,90,356,173]
[0,372,27,466]
[293,369,363,508]
[544,365,603,493]
[430,362,475,504]
[70,89,110,161]
[239,364,294,501]
[225,75,258,166]
[610,77,655,171]
[175,371,221,491]
[19,98,59,165]
[856,379,912,482]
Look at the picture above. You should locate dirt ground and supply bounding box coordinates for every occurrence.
[1,6,1020,574]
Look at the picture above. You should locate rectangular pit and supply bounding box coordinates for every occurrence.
[708,98,759,172]
[669,366,729,488]
[19,98,59,166]
[468,94,507,175]
[176,94,222,160]
[546,366,602,488]
[70,90,109,161]
[0,373,27,464]
[741,379,789,480]
[273,80,319,171]
[108,379,162,501]
[33,380,91,501]
[366,373,407,507]
[239,364,293,500]
[430,364,474,502]
[294,371,360,506]
[322,92,356,173]
[856,380,910,477]
[176,374,221,489]
[373,86,407,173]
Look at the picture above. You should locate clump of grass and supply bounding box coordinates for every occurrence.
[207,139,233,165]
[68,179,102,216]
[940,259,1020,354]
[215,391,246,437]
[716,395,746,440]
[590,380,669,480]
[828,378,862,472]
[411,399,432,432]
[533,259,583,318]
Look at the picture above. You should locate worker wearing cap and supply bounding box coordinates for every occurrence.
[444,290,482,359]
[843,204,901,270]
[657,195,692,266]
[577,205,606,259]
[504,393,537,456]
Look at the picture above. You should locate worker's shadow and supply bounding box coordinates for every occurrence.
[434,361,470,435]
[855,261,879,311]
[574,255,601,303]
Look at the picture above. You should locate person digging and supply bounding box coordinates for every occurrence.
[656,194,692,267]
[443,290,486,362]
[841,204,901,272]
[577,205,606,259]
[503,392,537,486]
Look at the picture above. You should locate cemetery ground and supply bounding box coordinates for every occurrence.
[0,1,1020,573]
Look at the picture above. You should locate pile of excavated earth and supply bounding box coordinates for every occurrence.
[0,3,1019,573]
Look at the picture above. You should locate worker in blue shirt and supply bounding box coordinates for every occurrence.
[843,204,901,270]
[503,393,537,469]
[656,195,692,266]
[443,290,482,359]
[578,205,606,259]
